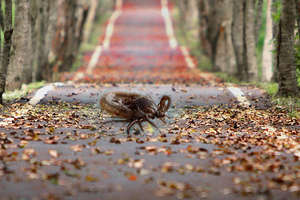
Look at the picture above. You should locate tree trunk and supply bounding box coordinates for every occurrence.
[215,0,236,75]
[0,1,3,30]
[30,0,38,81]
[262,0,273,82]
[32,0,52,81]
[232,0,258,81]
[198,0,235,72]
[255,0,264,44]
[7,0,32,90]
[206,0,222,71]
[0,0,3,104]
[59,1,77,72]
[277,0,299,96]
[245,0,258,81]
[272,0,280,82]
[295,0,300,35]
[198,0,211,57]
[50,0,89,76]
[232,0,246,80]
[83,0,99,42]
[0,0,13,104]
[0,1,2,65]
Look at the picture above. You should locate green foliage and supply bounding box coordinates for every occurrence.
[257,82,299,118]
[273,96,300,118]
[3,81,45,102]
[272,0,282,23]
[258,82,278,96]
[215,72,239,84]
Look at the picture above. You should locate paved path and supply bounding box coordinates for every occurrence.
[38,0,265,108]
[70,0,219,84]
[29,83,268,110]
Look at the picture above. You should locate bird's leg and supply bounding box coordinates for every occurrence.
[138,119,145,132]
[127,119,139,135]
[145,117,161,133]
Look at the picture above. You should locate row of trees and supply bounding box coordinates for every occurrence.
[0,0,114,103]
[176,0,300,97]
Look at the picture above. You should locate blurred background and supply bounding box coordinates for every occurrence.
[0,0,299,102]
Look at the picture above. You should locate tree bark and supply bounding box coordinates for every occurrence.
[277,0,299,96]
[50,0,89,76]
[32,0,51,81]
[232,0,246,80]
[0,1,2,62]
[198,0,235,72]
[7,0,32,90]
[0,0,13,104]
[262,0,273,82]
[0,0,3,104]
[0,1,3,30]
[232,0,258,81]
[198,0,211,57]
[215,0,236,75]
[30,0,39,81]
[206,0,222,71]
[295,0,300,35]
[255,0,264,44]
[83,0,99,42]
[272,0,280,82]
[245,0,258,81]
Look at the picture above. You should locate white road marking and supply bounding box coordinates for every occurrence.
[161,0,178,49]
[180,46,196,69]
[103,0,122,49]
[75,0,123,79]
[227,86,250,107]
[161,0,195,68]
[87,46,103,74]
[29,83,64,105]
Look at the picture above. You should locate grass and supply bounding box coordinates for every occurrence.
[213,72,300,118]
[3,81,45,102]
[258,82,300,118]
[273,96,300,118]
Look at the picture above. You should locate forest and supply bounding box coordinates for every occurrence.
[0,0,114,103]
[176,0,300,95]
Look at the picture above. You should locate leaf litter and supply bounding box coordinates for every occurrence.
[0,101,299,199]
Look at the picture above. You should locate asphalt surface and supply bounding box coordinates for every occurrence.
[1,85,298,200]
[30,83,267,109]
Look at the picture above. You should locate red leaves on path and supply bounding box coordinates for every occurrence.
[66,0,219,85]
